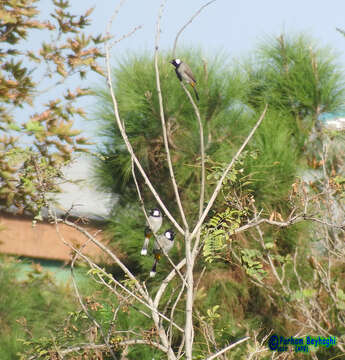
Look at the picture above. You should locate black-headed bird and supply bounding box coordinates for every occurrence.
[141,208,163,256]
[170,58,199,101]
[150,229,175,277]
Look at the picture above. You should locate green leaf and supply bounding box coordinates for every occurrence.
[8,123,22,131]
[337,289,345,301]
[25,121,44,133]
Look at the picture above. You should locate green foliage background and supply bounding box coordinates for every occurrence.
[0,259,77,359]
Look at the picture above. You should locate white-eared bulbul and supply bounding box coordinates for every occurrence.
[150,229,175,277]
[141,208,163,256]
[170,58,199,101]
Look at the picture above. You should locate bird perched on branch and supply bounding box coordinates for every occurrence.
[170,58,199,101]
[141,208,163,256]
[150,229,175,277]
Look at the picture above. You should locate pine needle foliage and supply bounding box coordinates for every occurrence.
[245,33,345,130]
[93,50,250,219]
[242,33,345,210]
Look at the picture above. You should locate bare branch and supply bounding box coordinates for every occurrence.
[204,336,250,360]
[110,25,143,48]
[59,220,183,347]
[154,0,189,230]
[231,213,345,236]
[61,218,144,294]
[106,0,127,35]
[179,83,205,212]
[154,259,187,308]
[180,82,206,255]
[191,104,268,240]
[131,157,152,255]
[168,282,186,344]
[184,229,194,359]
[172,0,217,57]
[60,230,184,334]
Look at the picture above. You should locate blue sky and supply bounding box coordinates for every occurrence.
[77,0,345,132]
[78,0,345,61]
[71,0,345,57]
[19,0,345,138]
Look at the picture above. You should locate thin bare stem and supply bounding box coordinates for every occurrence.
[191,104,268,241]
[184,229,194,360]
[177,335,186,360]
[172,0,217,57]
[154,258,187,307]
[204,336,250,360]
[154,0,189,231]
[131,157,152,250]
[106,0,127,35]
[193,266,206,300]
[110,25,142,47]
[230,213,345,236]
[180,83,205,217]
[180,82,205,255]
[168,282,187,344]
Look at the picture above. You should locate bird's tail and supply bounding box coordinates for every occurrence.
[191,82,199,101]
[150,259,158,277]
[141,227,152,255]
[141,237,149,256]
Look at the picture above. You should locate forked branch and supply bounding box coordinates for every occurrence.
[172,0,217,57]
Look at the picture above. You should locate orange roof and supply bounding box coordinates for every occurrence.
[0,212,112,263]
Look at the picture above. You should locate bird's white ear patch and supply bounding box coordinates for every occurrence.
[175,58,181,64]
